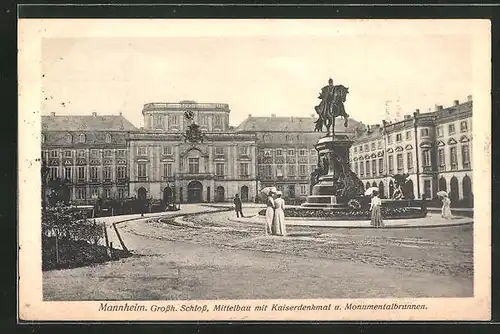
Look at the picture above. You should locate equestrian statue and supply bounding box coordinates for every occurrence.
[314,78,350,136]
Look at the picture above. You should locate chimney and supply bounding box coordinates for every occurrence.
[92,112,97,117]
[467,95,472,102]
[50,112,55,116]
[248,113,252,117]
[290,116,294,122]
[454,100,459,106]
[271,114,276,117]
[367,125,372,133]
[438,105,443,111]
[119,112,122,116]
[404,115,411,120]
[415,109,420,115]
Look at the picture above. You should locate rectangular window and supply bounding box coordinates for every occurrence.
[200,115,209,126]
[170,115,179,126]
[310,149,317,156]
[76,188,86,200]
[188,158,200,174]
[104,149,112,157]
[239,146,249,156]
[104,188,111,199]
[460,120,468,133]
[240,163,249,176]
[420,128,430,137]
[372,159,377,175]
[438,148,445,166]
[216,163,224,176]
[371,142,376,151]
[396,133,402,142]
[424,180,432,198]
[78,150,85,158]
[214,116,223,128]
[388,155,394,173]
[299,164,307,176]
[50,150,58,158]
[378,158,384,175]
[276,149,283,156]
[288,185,296,198]
[118,188,127,199]
[117,166,126,179]
[407,152,413,172]
[354,147,357,153]
[90,187,99,198]
[264,149,272,157]
[364,144,369,152]
[359,145,363,153]
[448,124,456,135]
[405,131,412,140]
[365,161,370,176]
[288,165,296,177]
[162,163,173,178]
[299,149,306,156]
[450,147,458,170]
[154,115,164,129]
[276,165,283,177]
[90,167,99,180]
[396,153,403,172]
[77,166,85,180]
[215,147,224,156]
[64,167,72,180]
[138,163,148,178]
[300,185,307,195]
[163,146,172,156]
[360,162,365,176]
[462,144,471,169]
[49,167,58,180]
[422,150,431,167]
[103,166,112,180]
[354,162,359,175]
[377,140,382,149]
[64,150,72,158]
[90,149,99,158]
[387,135,392,144]
[137,146,147,156]
[265,165,272,177]
[117,150,126,158]
[437,126,444,137]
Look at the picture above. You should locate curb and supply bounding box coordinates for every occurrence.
[226,217,473,229]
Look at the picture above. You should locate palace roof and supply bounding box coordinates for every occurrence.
[42,113,137,132]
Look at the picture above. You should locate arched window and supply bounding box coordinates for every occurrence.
[66,133,72,143]
[41,134,45,143]
[79,133,86,143]
[105,133,112,143]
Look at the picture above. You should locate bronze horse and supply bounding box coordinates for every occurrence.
[314,85,350,136]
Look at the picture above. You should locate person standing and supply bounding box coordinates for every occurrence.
[370,190,384,228]
[233,194,244,218]
[272,191,287,236]
[265,189,276,235]
[441,193,452,219]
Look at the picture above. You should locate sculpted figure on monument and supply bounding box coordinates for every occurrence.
[314,78,350,136]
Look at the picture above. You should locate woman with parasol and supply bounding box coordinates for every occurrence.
[261,187,277,235]
[437,191,452,219]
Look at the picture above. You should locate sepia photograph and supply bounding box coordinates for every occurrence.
[18,18,491,321]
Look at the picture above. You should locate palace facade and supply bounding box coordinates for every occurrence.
[128,101,258,203]
[42,96,473,206]
[41,112,137,204]
[235,115,361,201]
[348,96,473,206]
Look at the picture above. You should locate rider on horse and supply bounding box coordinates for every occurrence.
[314,78,349,135]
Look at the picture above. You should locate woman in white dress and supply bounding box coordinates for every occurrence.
[265,190,276,235]
[272,191,287,236]
[441,193,452,219]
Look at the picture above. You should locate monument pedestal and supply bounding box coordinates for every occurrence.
[302,135,364,209]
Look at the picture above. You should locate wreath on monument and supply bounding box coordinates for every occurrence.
[348,199,361,210]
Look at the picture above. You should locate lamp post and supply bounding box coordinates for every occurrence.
[413,111,421,199]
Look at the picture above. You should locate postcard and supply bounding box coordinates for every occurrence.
[18,18,491,321]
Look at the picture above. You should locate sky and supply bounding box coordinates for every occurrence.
[40,20,474,128]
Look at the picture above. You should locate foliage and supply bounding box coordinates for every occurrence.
[42,202,104,245]
[258,206,426,220]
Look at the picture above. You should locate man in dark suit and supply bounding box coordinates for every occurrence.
[234,194,244,218]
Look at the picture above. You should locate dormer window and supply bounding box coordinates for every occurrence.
[66,133,73,143]
[79,133,86,143]
[105,133,112,143]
